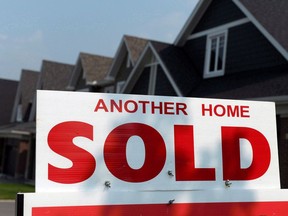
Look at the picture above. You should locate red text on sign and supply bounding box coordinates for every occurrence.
[202,104,250,118]
[47,121,270,184]
[94,99,188,115]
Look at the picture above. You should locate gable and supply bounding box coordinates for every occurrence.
[69,59,88,91]
[80,53,113,84]
[39,60,74,90]
[179,0,288,80]
[11,70,39,122]
[193,0,245,34]
[176,0,288,62]
[225,23,287,74]
[129,65,177,96]
[130,67,150,95]
[105,36,149,93]
[235,0,288,60]
[183,21,287,80]
[175,0,246,46]
[154,67,177,96]
[68,53,113,91]
[122,43,182,96]
[124,35,149,65]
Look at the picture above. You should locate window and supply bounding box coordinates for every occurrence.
[204,31,228,78]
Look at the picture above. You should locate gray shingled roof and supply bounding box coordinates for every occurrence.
[124,35,149,65]
[38,60,74,90]
[106,35,149,81]
[238,0,288,53]
[79,52,113,84]
[0,79,18,125]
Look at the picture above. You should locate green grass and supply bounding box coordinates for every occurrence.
[0,183,35,200]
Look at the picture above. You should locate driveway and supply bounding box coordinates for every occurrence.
[0,200,15,216]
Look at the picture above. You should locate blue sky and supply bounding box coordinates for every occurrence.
[0,0,199,81]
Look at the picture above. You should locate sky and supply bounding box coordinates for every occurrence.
[0,0,199,81]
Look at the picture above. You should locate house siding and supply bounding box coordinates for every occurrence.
[226,23,288,74]
[155,66,177,96]
[184,22,288,78]
[183,36,206,75]
[116,55,133,82]
[193,0,246,34]
[75,74,87,90]
[0,79,18,125]
[130,67,150,95]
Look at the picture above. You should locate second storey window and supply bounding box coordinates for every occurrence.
[204,31,228,78]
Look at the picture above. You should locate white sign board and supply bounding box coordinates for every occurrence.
[36,90,279,192]
[18,189,288,216]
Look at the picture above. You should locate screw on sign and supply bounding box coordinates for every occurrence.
[47,121,271,184]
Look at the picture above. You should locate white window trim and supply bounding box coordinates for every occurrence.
[16,104,23,122]
[148,63,158,95]
[204,30,228,78]
[116,81,126,93]
[187,18,249,40]
[126,54,132,68]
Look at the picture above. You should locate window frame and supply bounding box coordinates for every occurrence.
[144,55,159,95]
[116,81,126,93]
[204,30,228,78]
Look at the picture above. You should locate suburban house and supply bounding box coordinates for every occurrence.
[104,35,149,93]
[0,60,74,180]
[120,0,288,187]
[67,52,113,92]
[29,60,75,122]
[0,70,38,179]
[1,0,288,189]
[0,79,18,126]
[0,78,18,176]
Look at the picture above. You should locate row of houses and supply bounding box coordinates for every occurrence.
[1,0,288,188]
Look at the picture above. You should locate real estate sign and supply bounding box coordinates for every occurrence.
[35,90,280,192]
[17,90,288,216]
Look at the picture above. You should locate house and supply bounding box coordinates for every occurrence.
[0,79,18,125]
[0,60,74,180]
[122,40,198,96]
[1,0,287,187]
[67,52,113,92]
[121,0,288,187]
[104,35,149,93]
[0,70,38,179]
[0,53,117,180]
[0,78,18,176]
[29,60,75,121]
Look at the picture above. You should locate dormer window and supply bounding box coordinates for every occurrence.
[204,31,228,78]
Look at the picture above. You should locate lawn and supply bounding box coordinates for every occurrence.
[0,183,35,200]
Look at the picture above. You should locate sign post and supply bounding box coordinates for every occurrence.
[17,90,288,215]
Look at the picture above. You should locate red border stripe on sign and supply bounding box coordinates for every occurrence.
[32,201,288,216]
